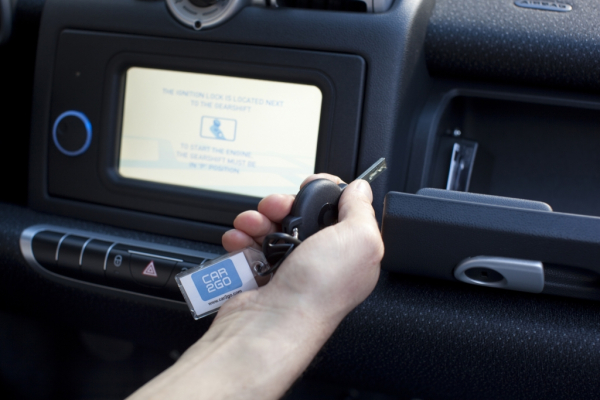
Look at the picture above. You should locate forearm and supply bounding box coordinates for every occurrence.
[127,290,338,400]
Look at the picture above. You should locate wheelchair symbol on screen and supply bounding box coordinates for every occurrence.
[201,116,237,141]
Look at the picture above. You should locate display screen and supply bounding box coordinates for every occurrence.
[118,67,323,198]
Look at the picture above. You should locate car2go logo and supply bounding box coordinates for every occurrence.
[192,259,243,301]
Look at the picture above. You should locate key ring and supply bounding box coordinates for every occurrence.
[258,230,302,276]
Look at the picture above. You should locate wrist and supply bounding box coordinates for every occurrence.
[173,290,336,400]
[190,288,336,355]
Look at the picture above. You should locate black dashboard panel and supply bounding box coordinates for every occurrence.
[45,30,364,230]
[3,0,600,399]
[427,0,600,91]
[29,0,436,243]
[3,204,600,400]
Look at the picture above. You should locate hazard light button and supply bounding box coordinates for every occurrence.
[130,255,175,288]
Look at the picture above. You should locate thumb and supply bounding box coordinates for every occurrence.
[337,180,376,225]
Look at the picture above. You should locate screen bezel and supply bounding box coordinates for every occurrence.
[42,31,365,234]
[101,53,335,219]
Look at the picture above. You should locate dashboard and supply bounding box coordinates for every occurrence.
[2,0,600,399]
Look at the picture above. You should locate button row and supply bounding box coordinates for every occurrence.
[31,230,205,297]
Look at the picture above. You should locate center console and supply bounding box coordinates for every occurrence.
[25,0,434,307]
[29,0,429,243]
[44,30,363,229]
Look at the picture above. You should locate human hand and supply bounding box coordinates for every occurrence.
[221,173,384,331]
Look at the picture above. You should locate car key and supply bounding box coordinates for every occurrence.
[281,157,387,241]
[259,158,387,277]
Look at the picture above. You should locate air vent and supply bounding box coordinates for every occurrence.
[277,0,366,12]
[272,0,393,13]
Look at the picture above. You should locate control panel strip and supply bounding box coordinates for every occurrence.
[20,225,219,306]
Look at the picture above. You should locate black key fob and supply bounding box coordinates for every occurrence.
[281,179,344,241]
[281,159,386,241]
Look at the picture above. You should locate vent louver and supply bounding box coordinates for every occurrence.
[271,0,393,13]
[275,0,368,12]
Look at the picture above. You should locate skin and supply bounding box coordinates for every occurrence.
[127,174,385,400]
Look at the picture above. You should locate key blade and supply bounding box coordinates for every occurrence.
[356,158,387,183]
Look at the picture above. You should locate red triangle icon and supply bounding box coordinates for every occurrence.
[142,261,158,278]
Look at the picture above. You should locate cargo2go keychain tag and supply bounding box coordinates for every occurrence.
[176,158,387,320]
[176,248,271,320]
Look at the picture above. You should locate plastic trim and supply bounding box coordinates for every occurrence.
[165,0,255,30]
[54,233,69,261]
[20,224,219,307]
[454,256,544,293]
[102,242,118,271]
[0,0,14,44]
[78,237,94,265]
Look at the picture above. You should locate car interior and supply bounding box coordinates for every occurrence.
[2,0,600,399]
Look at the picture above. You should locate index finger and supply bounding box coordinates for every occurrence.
[257,193,295,224]
[300,173,346,188]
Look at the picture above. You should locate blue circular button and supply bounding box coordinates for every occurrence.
[52,110,92,157]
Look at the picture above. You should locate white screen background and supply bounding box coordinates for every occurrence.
[119,67,323,198]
